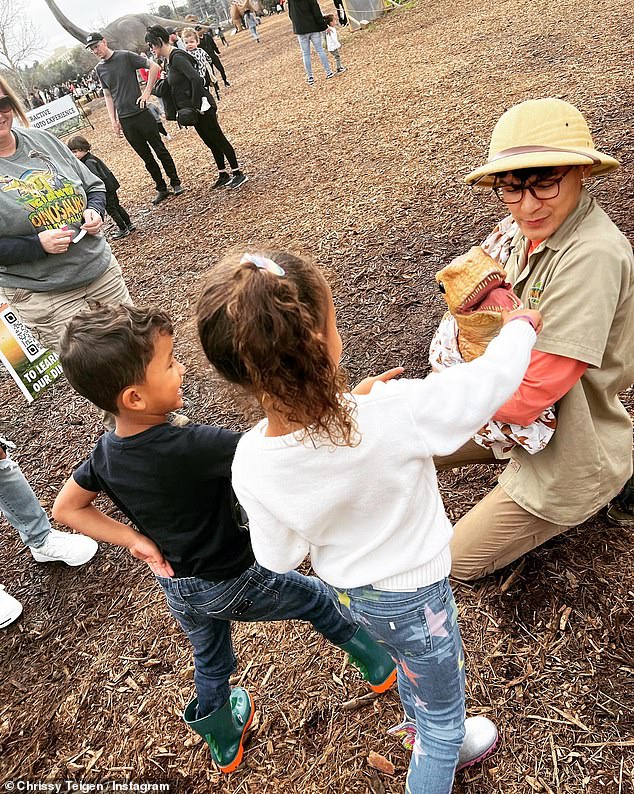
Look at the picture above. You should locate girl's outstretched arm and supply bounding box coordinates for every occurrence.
[352,367,404,395]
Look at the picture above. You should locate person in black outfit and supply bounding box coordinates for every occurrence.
[195,25,231,86]
[86,32,184,206]
[68,135,135,240]
[145,26,246,189]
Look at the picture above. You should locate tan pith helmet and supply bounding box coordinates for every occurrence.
[465,98,620,186]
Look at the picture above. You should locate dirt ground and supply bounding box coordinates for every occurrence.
[1,0,633,791]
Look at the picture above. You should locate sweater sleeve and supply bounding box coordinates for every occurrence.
[232,480,310,573]
[400,320,536,456]
[0,236,47,266]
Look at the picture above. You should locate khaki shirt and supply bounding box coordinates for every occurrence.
[499,189,634,525]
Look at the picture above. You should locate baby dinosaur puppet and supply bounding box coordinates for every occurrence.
[429,245,556,455]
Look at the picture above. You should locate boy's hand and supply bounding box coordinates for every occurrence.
[128,535,174,578]
[352,367,404,395]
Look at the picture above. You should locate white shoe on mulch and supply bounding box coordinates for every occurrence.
[30,529,98,566]
[0,585,23,628]
[457,716,499,770]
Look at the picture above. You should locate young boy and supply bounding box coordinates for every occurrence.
[53,303,395,774]
[67,135,135,240]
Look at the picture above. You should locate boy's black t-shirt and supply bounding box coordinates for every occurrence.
[73,423,255,581]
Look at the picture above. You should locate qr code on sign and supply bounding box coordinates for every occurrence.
[1,306,44,362]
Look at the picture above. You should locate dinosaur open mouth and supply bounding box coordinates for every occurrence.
[457,272,521,314]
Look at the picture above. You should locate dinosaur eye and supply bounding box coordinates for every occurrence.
[438,281,446,293]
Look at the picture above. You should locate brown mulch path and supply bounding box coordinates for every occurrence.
[2,0,633,791]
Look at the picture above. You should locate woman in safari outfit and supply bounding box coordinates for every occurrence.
[437,98,634,580]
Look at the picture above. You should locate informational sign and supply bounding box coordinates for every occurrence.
[25,95,92,139]
[0,304,64,402]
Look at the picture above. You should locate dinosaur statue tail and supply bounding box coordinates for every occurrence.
[44,0,90,45]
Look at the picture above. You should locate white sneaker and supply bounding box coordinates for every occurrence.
[0,585,23,628]
[457,716,499,770]
[389,714,499,770]
[31,529,98,566]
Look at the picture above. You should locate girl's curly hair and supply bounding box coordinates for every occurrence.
[197,250,357,446]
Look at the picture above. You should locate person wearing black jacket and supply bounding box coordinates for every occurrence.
[68,135,135,239]
[196,26,231,87]
[287,0,334,85]
[145,26,246,189]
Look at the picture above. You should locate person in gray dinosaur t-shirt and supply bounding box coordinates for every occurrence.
[87,32,184,206]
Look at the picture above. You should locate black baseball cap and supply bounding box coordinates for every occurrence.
[85,32,104,48]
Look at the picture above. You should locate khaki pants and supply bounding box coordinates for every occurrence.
[435,441,569,581]
[0,255,131,352]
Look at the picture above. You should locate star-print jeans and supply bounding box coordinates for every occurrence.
[333,577,465,794]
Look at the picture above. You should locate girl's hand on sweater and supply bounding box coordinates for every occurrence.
[501,307,543,334]
[38,228,73,254]
[352,367,404,395]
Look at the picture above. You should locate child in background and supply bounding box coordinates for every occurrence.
[197,250,543,792]
[323,14,345,73]
[147,99,172,140]
[67,135,135,240]
[215,27,229,46]
[53,303,396,775]
[181,27,221,100]
[244,11,260,42]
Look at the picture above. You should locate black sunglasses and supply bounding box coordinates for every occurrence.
[0,96,13,112]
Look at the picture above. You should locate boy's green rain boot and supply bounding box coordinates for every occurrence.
[338,627,397,693]
[183,687,254,773]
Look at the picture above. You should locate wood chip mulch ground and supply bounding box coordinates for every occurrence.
[1,0,633,791]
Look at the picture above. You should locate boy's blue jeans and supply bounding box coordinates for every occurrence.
[156,563,357,716]
[0,453,51,548]
[332,577,465,794]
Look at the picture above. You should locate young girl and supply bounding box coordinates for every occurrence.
[196,250,541,792]
[323,14,345,73]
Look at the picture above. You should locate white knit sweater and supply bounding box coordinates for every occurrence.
[232,321,536,590]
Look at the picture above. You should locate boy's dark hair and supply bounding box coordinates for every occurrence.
[145,25,170,47]
[323,13,335,23]
[67,134,91,152]
[60,303,173,415]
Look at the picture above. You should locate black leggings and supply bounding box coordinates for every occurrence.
[194,109,239,172]
[105,191,131,230]
[210,51,228,84]
[120,109,179,191]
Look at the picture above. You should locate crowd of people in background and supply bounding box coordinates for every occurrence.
[28,75,102,109]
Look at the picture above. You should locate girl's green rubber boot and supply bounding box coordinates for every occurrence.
[183,687,254,773]
[338,627,397,693]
